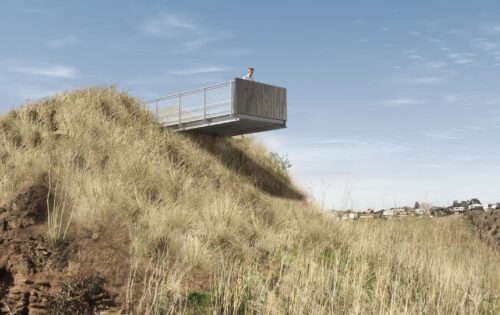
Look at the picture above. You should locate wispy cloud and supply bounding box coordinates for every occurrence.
[45,34,80,48]
[471,38,498,52]
[176,33,232,54]
[307,137,412,161]
[444,28,468,36]
[0,83,59,100]
[11,65,76,78]
[383,98,426,107]
[442,94,462,104]
[426,62,447,68]
[420,124,487,140]
[142,13,199,35]
[473,99,500,107]
[168,66,230,76]
[481,23,500,34]
[140,12,233,54]
[441,95,500,107]
[402,77,443,85]
[420,129,463,140]
[408,54,424,60]
[448,52,476,65]
[317,138,409,151]
[470,38,500,66]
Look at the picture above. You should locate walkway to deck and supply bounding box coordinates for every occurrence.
[142,78,287,136]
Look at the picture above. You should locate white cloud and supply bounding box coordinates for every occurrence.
[420,124,488,141]
[313,138,411,157]
[420,129,462,140]
[383,98,426,107]
[444,28,467,36]
[408,54,423,60]
[426,62,447,68]
[168,66,230,76]
[442,94,461,103]
[481,24,500,34]
[12,65,76,78]
[470,38,500,66]
[46,34,80,47]
[471,38,498,52]
[448,53,476,65]
[403,77,443,85]
[141,12,233,54]
[176,33,232,54]
[142,13,199,35]
[0,84,57,100]
[476,99,500,106]
[440,95,500,107]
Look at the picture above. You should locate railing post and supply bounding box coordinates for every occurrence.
[203,88,207,120]
[178,95,182,127]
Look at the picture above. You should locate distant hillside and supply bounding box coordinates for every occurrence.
[1,87,499,314]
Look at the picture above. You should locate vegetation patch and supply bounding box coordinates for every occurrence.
[47,276,109,315]
[187,292,212,315]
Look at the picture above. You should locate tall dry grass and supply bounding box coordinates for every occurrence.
[0,87,499,314]
[46,172,75,247]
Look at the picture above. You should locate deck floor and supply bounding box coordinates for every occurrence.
[163,114,286,136]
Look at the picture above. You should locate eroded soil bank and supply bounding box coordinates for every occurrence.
[0,184,123,314]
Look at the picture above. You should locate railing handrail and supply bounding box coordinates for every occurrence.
[142,79,234,127]
[156,101,230,114]
[142,80,233,104]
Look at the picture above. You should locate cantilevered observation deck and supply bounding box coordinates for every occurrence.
[142,78,287,136]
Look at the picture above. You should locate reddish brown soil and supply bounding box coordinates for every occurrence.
[0,184,128,314]
[469,210,500,248]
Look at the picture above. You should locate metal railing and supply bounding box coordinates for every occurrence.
[142,80,233,127]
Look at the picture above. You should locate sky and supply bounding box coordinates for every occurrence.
[1,0,499,210]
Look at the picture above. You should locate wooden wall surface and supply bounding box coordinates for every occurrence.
[233,78,287,120]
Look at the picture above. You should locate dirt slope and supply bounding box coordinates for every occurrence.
[0,183,120,314]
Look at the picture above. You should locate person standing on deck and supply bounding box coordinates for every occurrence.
[242,67,255,81]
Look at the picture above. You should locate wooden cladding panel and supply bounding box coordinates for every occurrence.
[233,78,287,120]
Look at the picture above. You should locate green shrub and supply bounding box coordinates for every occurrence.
[269,151,292,174]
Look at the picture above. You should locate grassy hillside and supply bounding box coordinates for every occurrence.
[1,87,499,314]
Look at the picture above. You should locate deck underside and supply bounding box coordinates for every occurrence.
[162,114,286,136]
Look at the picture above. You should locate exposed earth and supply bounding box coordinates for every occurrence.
[0,182,124,315]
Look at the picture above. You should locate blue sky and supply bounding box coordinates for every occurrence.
[1,0,499,209]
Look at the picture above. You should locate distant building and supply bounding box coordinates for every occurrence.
[487,204,497,211]
[431,207,450,216]
[451,198,483,212]
[469,203,484,211]
[358,213,374,220]
[383,209,395,217]
[415,208,426,215]
[452,206,465,213]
